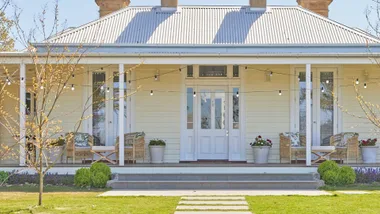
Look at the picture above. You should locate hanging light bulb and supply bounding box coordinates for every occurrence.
[63,83,67,89]
[279,90,282,96]
[71,84,75,91]
[106,87,110,93]
[236,91,239,98]
[356,78,359,85]
[21,77,24,82]
[179,68,182,72]
[154,75,158,81]
[270,71,273,77]
[150,90,154,96]
[100,85,104,90]
[364,83,367,89]
[321,87,325,93]
[245,66,248,70]
[40,85,44,90]
[326,79,330,84]
[72,74,75,78]
[7,80,11,85]
[298,75,300,81]
[128,80,131,84]
[193,91,197,98]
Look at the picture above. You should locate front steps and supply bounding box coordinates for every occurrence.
[107,172,324,190]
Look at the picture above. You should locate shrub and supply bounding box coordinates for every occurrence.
[149,139,166,146]
[323,170,339,185]
[318,160,339,179]
[6,171,74,186]
[0,171,8,185]
[90,162,111,179]
[91,172,109,188]
[74,168,92,187]
[337,166,356,185]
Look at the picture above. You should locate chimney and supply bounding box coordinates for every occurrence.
[297,0,333,17]
[95,0,130,18]
[161,0,178,8]
[250,0,267,8]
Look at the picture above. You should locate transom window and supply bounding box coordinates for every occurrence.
[199,66,227,77]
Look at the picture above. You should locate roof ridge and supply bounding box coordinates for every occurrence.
[295,6,380,43]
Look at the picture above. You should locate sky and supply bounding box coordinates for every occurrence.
[9,0,378,49]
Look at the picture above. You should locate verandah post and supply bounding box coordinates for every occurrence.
[119,64,125,166]
[19,63,26,166]
[306,64,312,166]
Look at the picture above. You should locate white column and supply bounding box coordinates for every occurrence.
[19,63,26,166]
[306,64,312,166]
[118,64,125,166]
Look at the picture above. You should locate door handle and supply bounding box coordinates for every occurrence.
[226,130,229,136]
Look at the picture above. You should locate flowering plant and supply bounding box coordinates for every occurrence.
[250,135,272,147]
[359,138,377,147]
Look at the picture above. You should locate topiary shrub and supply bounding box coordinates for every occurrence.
[0,171,8,185]
[91,172,109,188]
[90,162,111,179]
[337,166,356,185]
[323,170,339,185]
[318,160,339,179]
[74,168,92,187]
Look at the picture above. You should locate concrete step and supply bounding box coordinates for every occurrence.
[107,180,322,190]
[176,205,249,211]
[117,173,318,181]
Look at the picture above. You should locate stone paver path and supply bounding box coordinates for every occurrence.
[174,196,253,214]
[337,191,370,195]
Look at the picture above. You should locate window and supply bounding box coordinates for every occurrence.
[199,66,227,77]
[233,65,239,77]
[26,93,31,115]
[187,65,193,77]
[233,88,239,129]
[187,88,194,129]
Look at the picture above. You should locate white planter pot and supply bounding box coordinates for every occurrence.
[361,146,378,164]
[149,146,165,164]
[252,146,270,164]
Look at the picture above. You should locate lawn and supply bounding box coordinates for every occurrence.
[0,188,180,214]
[247,193,380,214]
[2,186,380,214]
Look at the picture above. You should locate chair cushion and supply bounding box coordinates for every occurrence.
[283,132,301,147]
[73,133,91,147]
[331,133,358,147]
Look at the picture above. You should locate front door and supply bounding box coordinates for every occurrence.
[197,87,229,160]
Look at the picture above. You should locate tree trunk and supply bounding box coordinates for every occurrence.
[38,172,44,206]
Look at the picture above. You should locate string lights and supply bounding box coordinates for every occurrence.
[364,83,367,89]
[150,90,153,96]
[236,91,239,98]
[193,91,197,97]
[279,90,282,96]
[356,78,360,85]
[321,87,325,93]
[71,84,75,91]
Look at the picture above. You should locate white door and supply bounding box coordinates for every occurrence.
[91,70,127,146]
[296,68,337,146]
[197,87,229,160]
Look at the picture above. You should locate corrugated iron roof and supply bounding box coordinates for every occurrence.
[49,6,380,45]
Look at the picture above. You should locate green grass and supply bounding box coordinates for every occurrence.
[0,185,109,192]
[246,193,380,214]
[0,191,180,214]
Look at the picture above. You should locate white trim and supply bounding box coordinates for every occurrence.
[0,57,379,65]
[118,64,125,166]
[239,67,246,161]
[19,63,26,166]
[130,69,136,132]
[306,64,312,166]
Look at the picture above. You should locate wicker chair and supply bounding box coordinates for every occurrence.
[280,133,306,164]
[329,133,359,164]
[65,132,94,164]
[116,132,145,164]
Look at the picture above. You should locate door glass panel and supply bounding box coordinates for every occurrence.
[92,72,106,146]
[320,72,334,146]
[214,90,225,129]
[299,72,313,141]
[113,72,127,145]
[233,88,239,129]
[200,90,211,129]
[187,88,194,129]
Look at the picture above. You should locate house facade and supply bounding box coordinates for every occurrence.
[1,0,380,166]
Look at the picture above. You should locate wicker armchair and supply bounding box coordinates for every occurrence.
[329,133,359,163]
[280,133,306,164]
[116,132,145,164]
[65,132,94,164]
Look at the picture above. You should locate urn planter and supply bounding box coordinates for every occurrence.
[252,146,271,164]
[361,146,378,164]
[149,145,165,164]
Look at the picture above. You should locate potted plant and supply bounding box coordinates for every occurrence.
[250,135,272,164]
[360,138,378,164]
[149,139,166,164]
[47,137,65,163]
